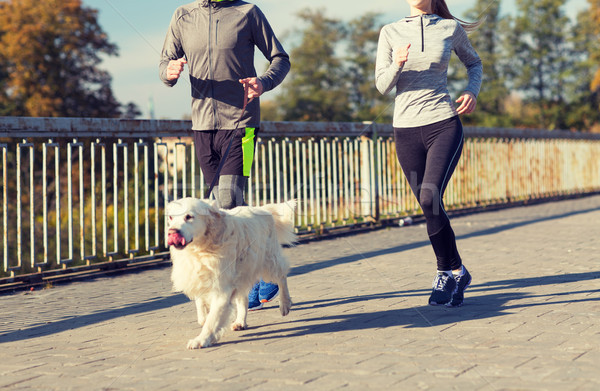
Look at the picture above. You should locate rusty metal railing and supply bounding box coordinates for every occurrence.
[1,117,599,284]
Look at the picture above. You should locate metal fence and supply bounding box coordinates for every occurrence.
[1,117,599,284]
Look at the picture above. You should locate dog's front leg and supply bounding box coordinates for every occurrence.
[194,298,208,326]
[187,294,230,349]
[231,292,248,331]
[277,277,293,316]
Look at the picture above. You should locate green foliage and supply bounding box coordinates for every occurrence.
[589,0,600,92]
[122,103,143,120]
[265,10,392,123]
[274,8,351,122]
[560,7,600,130]
[457,0,512,127]
[0,0,139,118]
[345,13,393,123]
[503,0,573,129]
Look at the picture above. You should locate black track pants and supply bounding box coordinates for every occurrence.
[393,116,464,271]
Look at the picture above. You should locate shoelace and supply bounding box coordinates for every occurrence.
[433,273,451,290]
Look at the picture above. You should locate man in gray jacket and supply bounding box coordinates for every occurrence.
[160,0,290,309]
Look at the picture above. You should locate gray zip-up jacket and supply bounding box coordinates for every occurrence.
[159,0,290,131]
[376,14,482,127]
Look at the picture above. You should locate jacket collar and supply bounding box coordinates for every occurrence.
[200,0,237,7]
[404,13,441,27]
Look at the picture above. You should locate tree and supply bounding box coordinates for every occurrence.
[589,0,600,93]
[345,13,392,123]
[0,0,136,118]
[274,9,351,122]
[0,48,14,116]
[260,100,282,121]
[456,0,512,127]
[121,103,143,119]
[566,2,600,131]
[504,0,573,129]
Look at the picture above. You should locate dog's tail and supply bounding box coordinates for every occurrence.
[260,200,297,246]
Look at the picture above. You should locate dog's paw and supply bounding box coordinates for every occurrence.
[187,339,202,350]
[231,322,247,331]
[279,299,292,316]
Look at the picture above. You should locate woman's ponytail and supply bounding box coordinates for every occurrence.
[432,0,482,32]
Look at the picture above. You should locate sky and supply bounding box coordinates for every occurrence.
[83,0,589,120]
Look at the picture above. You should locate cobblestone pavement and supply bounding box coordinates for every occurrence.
[1,195,599,391]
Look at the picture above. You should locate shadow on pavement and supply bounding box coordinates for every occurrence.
[290,206,600,277]
[231,270,600,345]
[455,206,599,241]
[2,271,597,346]
[290,240,431,277]
[0,294,188,344]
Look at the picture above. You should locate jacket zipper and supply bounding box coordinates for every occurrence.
[420,15,424,52]
[208,3,219,129]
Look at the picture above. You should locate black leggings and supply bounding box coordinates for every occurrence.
[394,116,464,271]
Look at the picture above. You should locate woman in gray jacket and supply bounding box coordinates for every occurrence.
[376,0,482,307]
[160,0,290,310]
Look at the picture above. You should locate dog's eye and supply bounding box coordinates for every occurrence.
[184,214,194,222]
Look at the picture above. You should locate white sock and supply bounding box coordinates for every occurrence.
[452,265,465,277]
[438,270,454,278]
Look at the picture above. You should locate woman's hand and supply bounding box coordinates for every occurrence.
[395,43,411,67]
[456,91,477,115]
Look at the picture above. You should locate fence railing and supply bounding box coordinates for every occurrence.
[1,117,599,283]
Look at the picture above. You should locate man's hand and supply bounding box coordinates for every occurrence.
[395,43,411,67]
[167,58,187,81]
[456,91,477,115]
[239,77,263,102]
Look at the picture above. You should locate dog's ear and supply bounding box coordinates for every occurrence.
[207,206,224,221]
[199,199,223,218]
[204,204,227,242]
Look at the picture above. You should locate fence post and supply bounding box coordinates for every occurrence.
[360,122,378,223]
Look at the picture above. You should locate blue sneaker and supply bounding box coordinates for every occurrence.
[258,281,279,303]
[248,282,263,311]
[428,272,456,306]
[447,266,472,307]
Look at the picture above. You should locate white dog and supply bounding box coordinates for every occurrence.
[166,197,296,349]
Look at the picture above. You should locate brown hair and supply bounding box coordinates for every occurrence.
[432,0,482,32]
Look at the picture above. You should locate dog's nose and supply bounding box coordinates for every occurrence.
[167,228,187,248]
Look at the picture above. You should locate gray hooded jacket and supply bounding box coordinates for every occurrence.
[159,0,290,131]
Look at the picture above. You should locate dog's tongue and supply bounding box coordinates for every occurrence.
[167,232,186,247]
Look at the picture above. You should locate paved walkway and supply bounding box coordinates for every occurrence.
[1,195,599,391]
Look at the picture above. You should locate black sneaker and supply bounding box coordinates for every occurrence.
[447,267,472,307]
[428,272,456,306]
